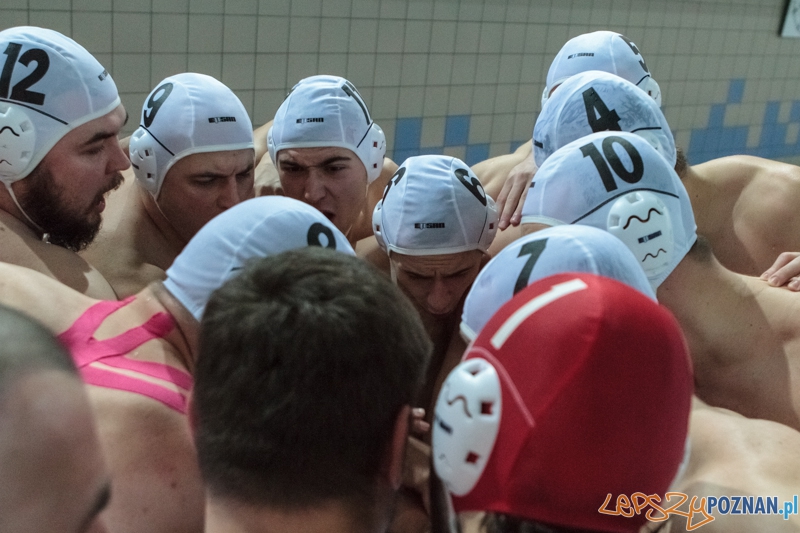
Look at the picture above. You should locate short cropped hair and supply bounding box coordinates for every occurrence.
[0,305,76,399]
[194,247,432,509]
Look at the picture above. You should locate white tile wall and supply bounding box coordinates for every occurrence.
[2,0,799,164]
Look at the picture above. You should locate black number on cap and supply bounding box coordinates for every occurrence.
[143,82,174,128]
[382,166,406,202]
[0,43,49,105]
[341,81,370,125]
[514,238,548,294]
[582,87,621,133]
[580,135,645,193]
[454,168,487,206]
[307,222,337,249]
[618,35,650,73]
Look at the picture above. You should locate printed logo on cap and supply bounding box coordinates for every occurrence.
[267,75,386,183]
[373,155,497,256]
[543,31,661,108]
[128,73,254,199]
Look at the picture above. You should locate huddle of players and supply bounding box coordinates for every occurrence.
[2,24,800,533]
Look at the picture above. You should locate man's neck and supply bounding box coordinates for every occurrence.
[657,253,756,363]
[137,184,189,264]
[680,166,724,240]
[0,201,43,241]
[205,497,381,533]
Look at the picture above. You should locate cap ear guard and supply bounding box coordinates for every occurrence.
[0,103,36,184]
[266,124,277,165]
[606,191,674,285]
[129,128,160,196]
[638,76,662,107]
[372,199,387,251]
[479,195,499,252]
[359,123,386,183]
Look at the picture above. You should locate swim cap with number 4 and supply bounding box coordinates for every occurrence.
[521,131,696,290]
[533,70,675,168]
[0,26,120,183]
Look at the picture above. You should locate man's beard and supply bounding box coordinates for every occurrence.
[19,165,124,252]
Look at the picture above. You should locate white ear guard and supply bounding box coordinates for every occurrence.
[432,357,503,496]
[372,198,387,251]
[0,103,37,183]
[637,76,662,107]
[607,191,674,285]
[359,122,386,182]
[373,155,497,256]
[129,127,163,196]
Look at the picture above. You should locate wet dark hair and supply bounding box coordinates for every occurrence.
[194,247,432,510]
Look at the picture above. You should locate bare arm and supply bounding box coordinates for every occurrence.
[473,141,536,230]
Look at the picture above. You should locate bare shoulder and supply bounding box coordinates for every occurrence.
[684,400,800,497]
[0,225,116,300]
[355,235,390,276]
[0,261,96,331]
[696,155,800,186]
[253,119,274,164]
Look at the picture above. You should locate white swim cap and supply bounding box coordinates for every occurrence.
[372,155,497,256]
[128,73,254,199]
[534,70,675,168]
[460,225,655,342]
[164,196,354,320]
[542,31,661,108]
[0,26,120,183]
[267,75,386,183]
[521,131,696,290]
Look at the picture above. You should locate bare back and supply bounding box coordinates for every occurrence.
[0,263,203,533]
[687,155,800,276]
[658,253,800,430]
[667,398,800,532]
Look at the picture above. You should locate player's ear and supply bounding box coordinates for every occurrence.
[382,404,411,490]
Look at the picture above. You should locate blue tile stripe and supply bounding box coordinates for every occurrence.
[688,79,800,163]
[390,80,800,168]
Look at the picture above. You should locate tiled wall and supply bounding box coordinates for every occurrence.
[3,0,800,166]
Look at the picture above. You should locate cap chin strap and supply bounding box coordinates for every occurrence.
[3,182,46,237]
